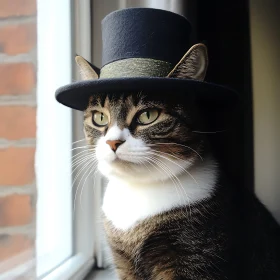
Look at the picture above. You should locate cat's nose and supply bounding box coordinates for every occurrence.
[106,140,125,152]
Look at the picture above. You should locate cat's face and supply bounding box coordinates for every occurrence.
[84,92,205,183]
[78,44,208,183]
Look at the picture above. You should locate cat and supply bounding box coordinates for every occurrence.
[77,44,280,279]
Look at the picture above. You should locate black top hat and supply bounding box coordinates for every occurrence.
[55,8,238,111]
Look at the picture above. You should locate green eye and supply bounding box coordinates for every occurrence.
[92,111,109,127]
[138,109,159,125]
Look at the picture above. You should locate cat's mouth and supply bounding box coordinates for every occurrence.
[111,156,142,166]
[98,157,146,179]
[112,157,129,164]
[97,150,195,183]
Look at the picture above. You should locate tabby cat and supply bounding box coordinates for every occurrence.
[77,44,280,279]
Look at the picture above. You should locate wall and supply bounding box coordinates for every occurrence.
[250,0,280,222]
[0,0,37,278]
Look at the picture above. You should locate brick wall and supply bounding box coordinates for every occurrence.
[0,0,37,279]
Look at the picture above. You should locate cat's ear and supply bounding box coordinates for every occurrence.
[75,55,99,80]
[167,43,208,81]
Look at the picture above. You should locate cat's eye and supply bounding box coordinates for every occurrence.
[137,109,159,125]
[92,111,109,127]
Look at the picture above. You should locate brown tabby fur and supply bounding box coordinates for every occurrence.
[104,175,280,280]
[79,45,280,279]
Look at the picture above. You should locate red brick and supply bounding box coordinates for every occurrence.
[0,195,33,226]
[0,0,36,18]
[0,235,33,266]
[0,63,35,95]
[0,107,36,140]
[0,147,35,185]
[0,23,36,55]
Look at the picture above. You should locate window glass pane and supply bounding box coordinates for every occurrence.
[36,0,73,277]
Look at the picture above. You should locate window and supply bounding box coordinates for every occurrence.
[36,0,72,277]
[33,1,280,280]
[36,0,94,279]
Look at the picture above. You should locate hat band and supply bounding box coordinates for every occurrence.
[100,58,173,78]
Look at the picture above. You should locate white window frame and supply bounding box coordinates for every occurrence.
[36,0,73,277]
[36,0,95,279]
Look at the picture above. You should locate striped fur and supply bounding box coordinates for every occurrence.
[83,92,280,279]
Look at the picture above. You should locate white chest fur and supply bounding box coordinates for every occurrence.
[102,158,218,231]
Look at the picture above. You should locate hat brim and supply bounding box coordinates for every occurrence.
[55,77,239,111]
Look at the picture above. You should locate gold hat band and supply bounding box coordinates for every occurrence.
[100,58,173,78]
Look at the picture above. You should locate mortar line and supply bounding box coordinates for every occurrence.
[0,50,37,64]
[0,16,36,26]
[0,224,35,237]
[0,184,36,197]
[0,100,37,106]
[0,139,36,148]
[0,89,36,101]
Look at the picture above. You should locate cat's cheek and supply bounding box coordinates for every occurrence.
[98,161,114,177]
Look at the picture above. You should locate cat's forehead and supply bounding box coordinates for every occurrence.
[86,92,166,111]
[83,92,193,124]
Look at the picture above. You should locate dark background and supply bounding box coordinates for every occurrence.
[184,0,254,191]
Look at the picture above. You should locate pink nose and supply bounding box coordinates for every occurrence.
[106,140,125,152]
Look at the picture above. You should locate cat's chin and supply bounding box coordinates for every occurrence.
[98,160,157,183]
[97,157,191,184]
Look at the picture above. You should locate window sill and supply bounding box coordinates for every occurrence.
[86,269,118,280]
[42,254,94,280]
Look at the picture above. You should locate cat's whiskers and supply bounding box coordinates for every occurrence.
[69,156,95,215]
[72,157,98,186]
[115,150,197,211]
[72,153,92,165]
[72,138,87,145]
[145,157,179,197]
[139,157,169,189]
[71,144,97,151]
[149,149,188,162]
[72,147,96,164]
[72,154,96,170]
[146,151,198,186]
[74,161,97,214]
[71,160,95,185]
[72,152,96,166]
[144,156,184,205]
[142,157,174,190]
[192,130,226,134]
[148,155,193,218]
[72,149,98,213]
[79,162,98,212]
[72,148,94,160]
[157,159,184,204]
[91,169,99,196]
[138,158,151,173]
[148,143,203,161]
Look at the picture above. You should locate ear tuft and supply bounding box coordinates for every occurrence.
[167,43,208,81]
[75,55,98,80]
